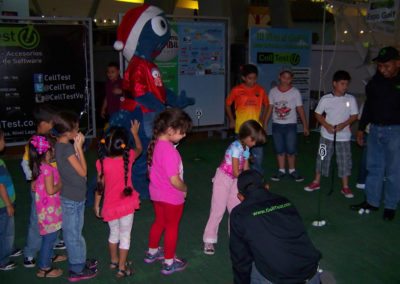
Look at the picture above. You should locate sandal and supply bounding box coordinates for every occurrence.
[116,268,134,278]
[51,254,67,263]
[110,262,118,269]
[36,267,63,278]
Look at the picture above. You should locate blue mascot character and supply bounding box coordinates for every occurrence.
[110,4,194,199]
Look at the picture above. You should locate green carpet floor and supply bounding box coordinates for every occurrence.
[1,133,400,283]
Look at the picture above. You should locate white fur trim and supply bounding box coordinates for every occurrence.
[113,40,124,51]
[123,5,163,61]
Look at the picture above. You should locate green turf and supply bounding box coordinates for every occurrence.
[1,133,400,283]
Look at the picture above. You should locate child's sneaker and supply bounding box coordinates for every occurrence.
[0,261,17,271]
[289,171,304,182]
[54,240,66,250]
[304,182,320,192]
[341,187,354,198]
[9,248,23,257]
[85,258,98,270]
[270,171,286,181]
[68,267,97,282]
[144,247,164,264]
[203,243,215,255]
[356,183,365,190]
[24,257,36,268]
[161,258,187,275]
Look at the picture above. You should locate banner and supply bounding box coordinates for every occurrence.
[0,22,94,145]
[249,27,312,132]
[366,0,399,23]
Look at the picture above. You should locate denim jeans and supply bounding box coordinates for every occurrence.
[38,231,58,269]
[272,123,298,155]
[61,197,86,273]
[23,191,42,259]
[0,207,14,266]
[365,125,400,209]
[251,145,264,174]
[251,263,320,284]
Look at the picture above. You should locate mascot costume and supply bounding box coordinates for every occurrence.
[110,4,194,199]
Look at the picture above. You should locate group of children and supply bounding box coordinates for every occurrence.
[0,63,361,281]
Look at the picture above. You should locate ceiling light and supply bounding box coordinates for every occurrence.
[176,0,199,10]
[115,0,144,3]
[344,30,348,34]
[103,19,107,23]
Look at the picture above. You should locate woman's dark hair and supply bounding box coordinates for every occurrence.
[97,127,133,197]
[238,120,266,145]
[28,135,55,181]
[241,64,258,77]
[147,108,192,167]
[51,111,79,137]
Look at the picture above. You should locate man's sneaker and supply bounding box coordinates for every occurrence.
[10,248,23,257]
[341,187,354,198]
[0,261,17,271]
[203,243,215,255]
[289,171,304,182]
[356,183,365,190]
[54,240,66,250]
[271,171,286,181]
[24,257,36,268]
[304,182,320,192]
[68,267,97,282]
[161,258,187,275]
[350,201,379,211]
[144,247,164,264]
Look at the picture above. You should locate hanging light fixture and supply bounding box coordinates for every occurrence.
[176,0,199,10]
[115,0,144,3]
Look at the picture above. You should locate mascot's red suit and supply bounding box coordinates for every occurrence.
[110,4,194,199]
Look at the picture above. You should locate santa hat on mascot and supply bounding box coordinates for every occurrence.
[113,4,164,61]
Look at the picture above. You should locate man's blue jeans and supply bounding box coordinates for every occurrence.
[251,263,320,284]
[23,191,42,259]
[251,145,264,174]
[38,231,58,269]
[0,207,14,266]
[61,197,86,273]
[365,124,400,209]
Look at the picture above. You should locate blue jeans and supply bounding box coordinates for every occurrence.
[251,263,320,284]
[251,145,264,174]
[0,207,14,266]
[272,123,298,155]
[365,125,400,209]
[357,133,368,184]
[61,197,86,273]
[24,191,42,259]
[38,231,58,269]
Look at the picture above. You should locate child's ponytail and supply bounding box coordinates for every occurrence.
[96,138,106,195]
[122,144,133,197]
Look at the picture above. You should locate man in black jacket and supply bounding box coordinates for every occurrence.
[351,46,400,221]
[230,170,321,284]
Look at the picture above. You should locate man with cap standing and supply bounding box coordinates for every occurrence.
[230,170,321,284]
[351,46,400,221]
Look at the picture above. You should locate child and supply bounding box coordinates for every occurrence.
[22,104,65,269]
[225,64,269,174]
[29,135,67,278]
[144,108,192,275]
[94,121,142,278]
[0,129,18,271]
[304,70,358,198]
[100,62,123,119]
[203,120,266,255]
[265,69,309,182]
[53,111,98,281]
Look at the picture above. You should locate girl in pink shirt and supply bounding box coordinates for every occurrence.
[144,108,192,275]
[94,120,142,278]
[29,135,66,278]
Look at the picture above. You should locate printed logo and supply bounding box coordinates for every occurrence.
[257,52,301,65]
[0,25,40,49]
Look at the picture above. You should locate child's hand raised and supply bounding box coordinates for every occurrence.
[130,120,140,136]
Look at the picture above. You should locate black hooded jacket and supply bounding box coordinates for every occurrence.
[230,188,321,284]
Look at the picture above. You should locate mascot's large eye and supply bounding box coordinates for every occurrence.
[151,16,168,36]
